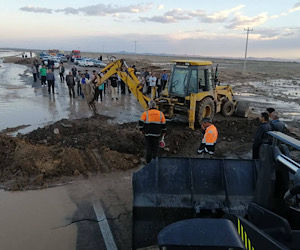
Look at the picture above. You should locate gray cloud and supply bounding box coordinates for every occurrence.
[139,5,245,24]
[164,9,192,20]
[19,6,52,14]
[140,16,176,23]
[245,27,300,41]
[56,7,79,15]
[20,3,152,16]
[294,2,300,8]
[56,3,152,16]
[226,12,269,29]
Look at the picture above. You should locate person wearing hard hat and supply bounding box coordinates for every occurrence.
[197,118,218,156]
[139,100,166,163]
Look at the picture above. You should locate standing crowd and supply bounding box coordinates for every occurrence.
[31,59,170,116]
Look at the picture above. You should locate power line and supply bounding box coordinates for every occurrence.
[243,27,253,73]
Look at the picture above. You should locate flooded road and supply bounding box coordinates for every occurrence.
[0,62,143,133]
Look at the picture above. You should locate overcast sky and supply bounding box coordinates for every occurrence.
[1,0,300,59]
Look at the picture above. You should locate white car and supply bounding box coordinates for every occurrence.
[78,59,94,67]
[74,58,83,65]
[53,60,60,69]
[43,58,59,69]
[92,59,107,68]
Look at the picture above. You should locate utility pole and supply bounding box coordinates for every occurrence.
[134,41,137,55]
[243,27,253,73]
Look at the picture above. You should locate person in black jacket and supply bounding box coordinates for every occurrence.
[252,112,272,159]
[66,71,75,98]
[266,108,287,133]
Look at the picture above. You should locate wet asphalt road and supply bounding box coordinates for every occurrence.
[0,62,143,133]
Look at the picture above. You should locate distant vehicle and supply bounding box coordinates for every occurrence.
[57,54,67,62]
[71,50,81,62]
[48,49,59,56]
[74,58,83,65]
[43,56,60,69]
[53,60,60,69]
[92,59,107,68]
[42,56,52,65]
[78,58,94,67]
[40,52,49,59]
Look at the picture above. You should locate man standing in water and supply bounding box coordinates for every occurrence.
[40,65,47,86]
[59,63,65,83]
[46,69,55,94]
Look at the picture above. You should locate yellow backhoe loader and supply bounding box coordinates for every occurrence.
[97,59,249,129]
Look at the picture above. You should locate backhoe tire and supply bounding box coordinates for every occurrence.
[235,101,250,117]
[197,98,215,125]
[222,101,235,117]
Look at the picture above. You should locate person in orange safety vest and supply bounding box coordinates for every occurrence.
[197,118,218,155]
[139,100,166,163]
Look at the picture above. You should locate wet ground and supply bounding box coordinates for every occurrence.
[0,62,143,134]
[232,79,300,122]
[0,173,131,250]
[0,53,299,250]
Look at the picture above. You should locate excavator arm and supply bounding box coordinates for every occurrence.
[97,59,150,110]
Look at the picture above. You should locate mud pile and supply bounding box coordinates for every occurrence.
[0,115,144,190]
[160,117,259,158]
[0,115,259,190]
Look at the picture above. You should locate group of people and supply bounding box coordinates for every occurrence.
[139,69,169,97]
[252,108,286,159]
[31,61,124,105]
[139,101,287,164]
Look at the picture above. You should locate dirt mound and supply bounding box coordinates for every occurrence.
[0,115,260,190]
[158,118,258,158]
[24,115,144,155]
[0,116,143,190]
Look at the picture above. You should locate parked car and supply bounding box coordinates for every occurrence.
[74,58,83,65]
[92,59,107,68]
[53,60,60,69]
[43,58,60,69]
[57,55,67,62]
[78,59,94,67]
[39,52,49,59]
[42,57,51,65]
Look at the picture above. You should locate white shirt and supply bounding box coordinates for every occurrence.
[149,76,157,87]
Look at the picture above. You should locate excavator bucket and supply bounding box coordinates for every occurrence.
[132,157,259,249]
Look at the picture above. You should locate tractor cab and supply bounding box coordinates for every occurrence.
[168,60,214,98]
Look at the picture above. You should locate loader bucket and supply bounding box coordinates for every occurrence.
[132,157,259,249]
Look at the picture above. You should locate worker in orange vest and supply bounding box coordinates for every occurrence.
[139,100,167,163]
[197,118,218,155]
